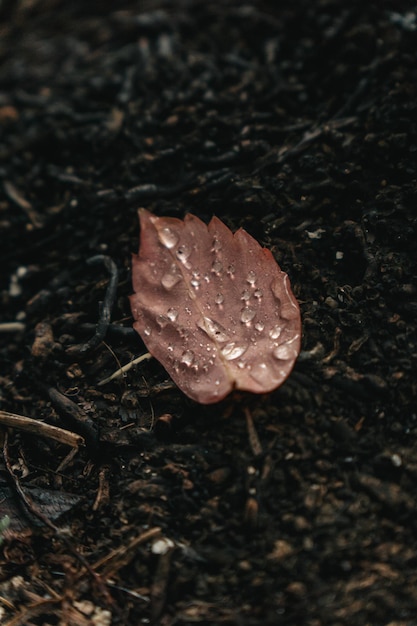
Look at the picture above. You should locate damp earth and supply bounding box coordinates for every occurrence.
[1,2,417,625]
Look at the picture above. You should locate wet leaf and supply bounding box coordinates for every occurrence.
[130,209,301,404]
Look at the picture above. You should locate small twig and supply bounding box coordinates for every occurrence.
[0,410,84,448]
[67,255,119,355]
[91,527,162,577]
[3,431,112,605]
[151,541,174,623]
[92,466,110,511]
[0,322,26,333]
[3,430,60,532]
[244,406,263,457]
[3,180,43,228]
[47,388,99,456]
[322,327,342,364]
[98,352,153,386]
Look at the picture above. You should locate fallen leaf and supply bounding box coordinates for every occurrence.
[130,209,301,404]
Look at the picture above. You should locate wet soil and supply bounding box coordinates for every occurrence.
[1,1,417,624]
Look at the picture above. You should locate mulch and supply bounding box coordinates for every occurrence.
[1,1,417,624]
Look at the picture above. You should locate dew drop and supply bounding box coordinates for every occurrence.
[254,289,263,298]
[167,308,178,322]
[161,267,182,290]
[167,345,173,352]
[241,290,251,301]
[198,317,228,342]
[180,350,194,366]
[221,342,247,360]
[255,322,265,332]
[273,344,295,360]
[156,314,168,328]
[212,260,223,274]
[250,362,270,385]
[241,307,256,323]
[215,379,220,386]
[215,293,224,305]
[227,264,235,277]
[269,325,282,339]
[144,327,151,336]
[191,278,200,289]
[247,270,256,285]
[212,237,222,252]
[176,244,192,265]
[158,227,178,249]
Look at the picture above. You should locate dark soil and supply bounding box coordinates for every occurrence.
[1,1,417,624]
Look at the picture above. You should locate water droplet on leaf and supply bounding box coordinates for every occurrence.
[180,350,194,366]
[167,308,178,322]
[269,325,282,339]
[241,307,256,323]
[221,342,247,360]
[212,237,222,252]
[176,244,192,266]
[250,362,270,385]
[247,270,256,284]
[161,267,182,290]
[158,227,178,249]
[156,314,168,328]
[198,317,228,342]
[215,293,224,305]
[212,260,223,274]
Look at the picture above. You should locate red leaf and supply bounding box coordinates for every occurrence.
[130,209,301,404]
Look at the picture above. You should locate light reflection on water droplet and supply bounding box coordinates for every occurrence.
[212,260,223,274]
[161,271,182,290]
[191,278,200,288]
[144,327,151,336]
[254,289,263,298]
[221,342,247,360]
[198,317,228,342]
[241,307,256,323]
[156,314,168,328]
[269,325,282,339]
[180,350,194,366]
[215,293,224,305]
[241,290,251,301]
[249,362,270,385]
[212,237,222,252]
[167,308,178,322]
[255,322,264,332]
[247,270,256,284]
[158,227,178,249]
[176,244,191,259]
[273,344,294,360]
